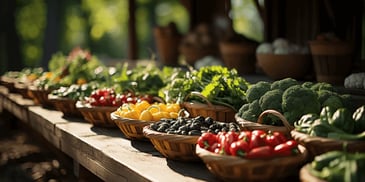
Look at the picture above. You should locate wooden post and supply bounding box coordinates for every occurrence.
[128,0,137,60]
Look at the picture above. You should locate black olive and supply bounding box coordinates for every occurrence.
[178,125,188,132]
[204,117,214,126]
[157,126,167,132]
[194,116,205,123]
[214,129,220,134]
[189,122,201,130]
[181,130,188,135]
[167,131,177,134]
[188,130,202,136]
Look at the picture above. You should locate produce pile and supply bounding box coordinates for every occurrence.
[2,46,365,182]
[237,78,351,125]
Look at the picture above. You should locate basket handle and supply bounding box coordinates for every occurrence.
[152,96,166,104]
[183,91,214,107]
[257,110,293,133]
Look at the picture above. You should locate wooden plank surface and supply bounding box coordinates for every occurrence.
[0,86,217,182]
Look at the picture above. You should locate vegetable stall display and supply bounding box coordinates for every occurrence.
[237,78,351,126]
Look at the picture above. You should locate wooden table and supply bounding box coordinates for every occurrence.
[0,86,218,182]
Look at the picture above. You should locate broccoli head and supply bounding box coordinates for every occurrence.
[310,82,334,92]
[238,100,261,122]
[259,89,283,112]
[282,85,321,124]
[322,95,344,113]
[246,81,271,102]
[248,100,262,116]
[237,103,250,116]
[270,78,299,91]
[302,81,314,89]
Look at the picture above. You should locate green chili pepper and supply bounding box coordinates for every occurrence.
[311,151,343,171]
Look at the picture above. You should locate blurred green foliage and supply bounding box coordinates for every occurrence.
[231,0,263,42]
[14,0,262,67]
[15,0,46,67]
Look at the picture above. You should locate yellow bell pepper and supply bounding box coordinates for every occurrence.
[124,109,139,120]
[139,110,153,121]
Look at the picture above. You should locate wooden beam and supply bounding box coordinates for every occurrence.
[128,0,137,60]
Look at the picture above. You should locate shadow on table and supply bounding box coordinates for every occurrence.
[90,126,125,138]
[130,140,164,158]
[166,159,218,181]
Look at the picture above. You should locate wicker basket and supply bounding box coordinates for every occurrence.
[182,92,236,123]
[291,130,365,158]
[236,110,293,135]
[299,164,326,182]
[143,125,200,161]
[309,41,353,85]
[0,76,17,93]
[256,54,312,80]
[14,82,32,99]
[28,86,54,108]
[196,144,308,182]
[76,101,118,127]
[111,112,156,140]
[48,95,82,118]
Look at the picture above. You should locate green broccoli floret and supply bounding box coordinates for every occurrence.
[310,82,334,92]
[240,110,259,122]
[302,81,314,89]
[259,89,283,112]
[258,89,284,126]
[322,95,344,113]
[238,103,250,116]
[238,100,261,122]
[246,81,271,103]
[282,85,321,124]
[248,100,262,116]
[317,90,336,104]
[270,78,299,91]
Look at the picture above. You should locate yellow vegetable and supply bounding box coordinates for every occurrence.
[135,100,150,111]
[124,110,139,120]
[139,110,153,121]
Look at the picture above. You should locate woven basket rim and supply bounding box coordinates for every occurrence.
[299,164,326,182]
[143,125,200,141]
[110,112,156,124]
[291,130,365,144]
[75,101,119,112]
[196,143,308,165]
[48,94,77,102]
[0,76,17,83]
